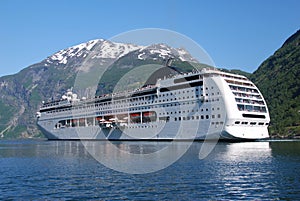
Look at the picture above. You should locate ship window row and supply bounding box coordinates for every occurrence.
[210,92,220,96]
[233,92,262,100]
[211,121,224,126]
[46,107,72,114]
[235,98,265,105]
[225,79,254,87]
[127,125,158,129]
[237,104,267,113]
[103,101,195,112]
[129,96,206,106]
[55,118,91,128]
[174,114,222,121]
[42,99,63,108]
[158,88,200,96]
[96,92,205,107]
[54,112,158,129]
[45,93,218,114]
[97,100,206,114]
[234,121,269,126]
[53,112,225,129]
[46,97,210,114]
[77,88,205,110]
[48,100,220,115]
[221,74,248,81]
[229,85,259,94]
[160,109,220,116]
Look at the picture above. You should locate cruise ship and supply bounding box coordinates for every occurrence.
[36,66,270,141]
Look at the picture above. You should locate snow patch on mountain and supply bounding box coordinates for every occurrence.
[177,48,198,62]
[48,39,100,64]
[92,40,142,59]
[45,39,198,66]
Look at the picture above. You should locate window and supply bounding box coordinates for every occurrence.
[238,104,244,111]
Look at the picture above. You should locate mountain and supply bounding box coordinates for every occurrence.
[252,29,300,138]
[0,39,199,138]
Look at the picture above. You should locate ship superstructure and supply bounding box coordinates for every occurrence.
[36,67,270,140]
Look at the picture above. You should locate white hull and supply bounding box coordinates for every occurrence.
[37,121,269,141]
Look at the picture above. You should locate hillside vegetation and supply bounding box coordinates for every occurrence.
[252,30,300,138]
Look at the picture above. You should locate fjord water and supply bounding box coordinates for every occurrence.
[0,140,299,200]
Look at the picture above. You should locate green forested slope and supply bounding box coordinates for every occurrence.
[252,30,300,138]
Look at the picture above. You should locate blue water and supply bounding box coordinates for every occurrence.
[0,139,299,200]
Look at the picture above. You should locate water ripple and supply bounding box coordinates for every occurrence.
[0,140,299,200]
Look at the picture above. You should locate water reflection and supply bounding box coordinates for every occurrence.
[204,141,300,200]
[0,140,90,158]
[220,141,271,162]
[0,140,300,200]
[82,141,192,174]
[269,140,300,157]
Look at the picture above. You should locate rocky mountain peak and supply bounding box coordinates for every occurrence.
[43,39,198,68]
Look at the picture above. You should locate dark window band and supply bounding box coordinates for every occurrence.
[242,114,266,119]
[160,81,203,92]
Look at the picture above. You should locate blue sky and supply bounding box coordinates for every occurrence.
[0,0,299,76]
